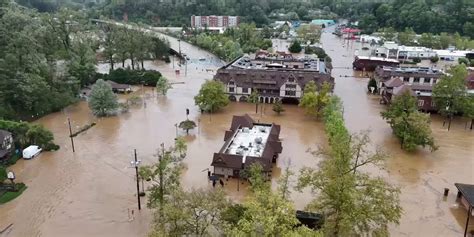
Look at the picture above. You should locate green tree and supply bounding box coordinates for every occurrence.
[397,27,416,46]
[141,142,186,216]
[432,65,469,127]
[430,56,439,63]
[299,81,331,118]
[439,32,452,49]
[272,100,285,115]
[248,90,260,114]
[178,119,196,134]
[68,35,97,87]
[297,24,321,44]
[358,14,378,34]
[298,97,402,236]
[88,79,119,117]
[194,80,229,113]
[381,91,437,151]
[227,164,318,236]
[419,33,435,48]
[156,76,172,95]
[288,40,302,53]
[150,188,229,237]
[173,136,187,158]
[379,27,396,41]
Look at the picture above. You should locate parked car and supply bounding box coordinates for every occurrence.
[23,145,42,159]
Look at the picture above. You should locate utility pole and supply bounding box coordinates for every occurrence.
[67,117,75,153]
[133,149,141,210]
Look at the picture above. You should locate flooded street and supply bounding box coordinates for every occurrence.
[322,27,474,236]
[0,28,472,237]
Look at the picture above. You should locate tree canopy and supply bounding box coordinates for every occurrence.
[88,79,119,117]
[298,96,402,236]
[299,81,331,118]
[156,76,172,95]
[194,80,229,113]
[381,91,437,151]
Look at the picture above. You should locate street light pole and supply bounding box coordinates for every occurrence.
[67,117,75,153]
[174,123,178,139]
[132,149,141,210]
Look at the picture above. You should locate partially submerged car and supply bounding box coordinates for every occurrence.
[23,145,42,159]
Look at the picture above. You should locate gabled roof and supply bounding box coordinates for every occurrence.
[211,153,243,169]
[455,183,474,208]
[230,114,254,131]
[245,156,272,172]
[107,80,131,90]
[214,68,333,92]
[393,84,415,96]
[384,77,404,88]
[0,130,12,142]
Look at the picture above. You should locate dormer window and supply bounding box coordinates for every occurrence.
[229,81,235,85]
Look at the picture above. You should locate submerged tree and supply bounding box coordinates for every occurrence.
[140,140,187,213]
[432,65,470,130]
[272,99,285,115]
[156,76,172,95]
[150,188,229,237]
[248,90,260,114]
[178,119,196,134]
[227,164,318,236]
[88,79,119,117]
[299,81,331,118]
[381,91,437,151]
[298,97,402,236]
[194,80,229,113]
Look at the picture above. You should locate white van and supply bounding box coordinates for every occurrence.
[23,145,42,159]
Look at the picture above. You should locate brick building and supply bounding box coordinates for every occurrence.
[191,15,240,28]
[376,66,445,112]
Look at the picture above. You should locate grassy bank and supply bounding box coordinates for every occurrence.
[0,183,27,204]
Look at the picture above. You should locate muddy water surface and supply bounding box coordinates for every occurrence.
[0,29,473,237]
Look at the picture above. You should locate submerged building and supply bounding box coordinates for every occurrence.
[213,52,334,104]
[211,115,282,178]
[375,66,445,112]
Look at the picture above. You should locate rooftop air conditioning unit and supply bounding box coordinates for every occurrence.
[255,137,263,144]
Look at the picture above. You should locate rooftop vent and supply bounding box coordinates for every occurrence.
[255,137,263,144]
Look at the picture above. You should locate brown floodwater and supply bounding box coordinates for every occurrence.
[0,27,473,237]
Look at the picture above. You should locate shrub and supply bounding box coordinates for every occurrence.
[0,166,6,182]
[413,57,421,63]
[0,120,59,151]
[288,40,302,53]
[430,56,439,63]
[458,58,469,65]
[104,69,162,86]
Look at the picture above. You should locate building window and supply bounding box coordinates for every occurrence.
[417,100,424,107]
[229,81,235,85]
[288,78,295,82]
[403,77,409,82]
[286,84,297,89]
[431,101,436,107]
[242,88,248,93]
[229,87,235,93]
[433,79,437,84]
[413,77,420,83]
[285,90,296,96]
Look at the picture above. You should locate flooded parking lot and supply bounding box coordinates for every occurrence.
[0,28,472,237]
